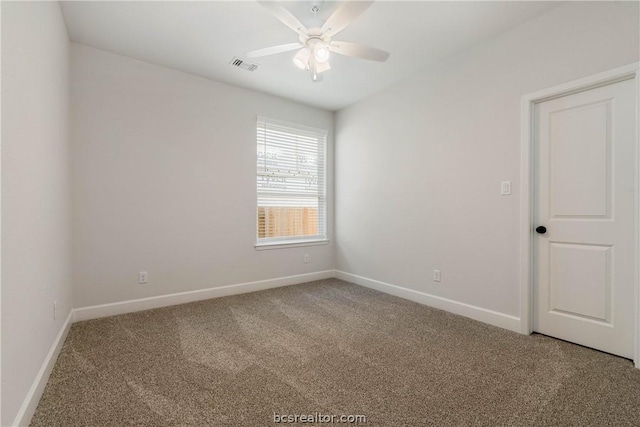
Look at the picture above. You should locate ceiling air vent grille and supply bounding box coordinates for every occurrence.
[230,57,258,72]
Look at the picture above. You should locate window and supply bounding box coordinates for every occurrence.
[256,117,327,247]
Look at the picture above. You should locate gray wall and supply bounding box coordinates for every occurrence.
[1,2,72,425]
[71,44,334,308]
[334,1,639,317]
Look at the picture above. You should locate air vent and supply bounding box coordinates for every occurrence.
[229,57,258,72]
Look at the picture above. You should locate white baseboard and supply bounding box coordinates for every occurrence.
[12,310,73,427]
[335,270,521,333]
[73,270,335,322]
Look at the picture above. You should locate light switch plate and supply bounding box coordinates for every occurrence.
[501,181,512,195]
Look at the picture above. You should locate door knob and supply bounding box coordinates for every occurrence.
[535,226,547,234]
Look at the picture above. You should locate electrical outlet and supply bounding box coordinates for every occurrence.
[433,270,441,282]
[304,254,309,264]
[53,301,57,320]
[139,271,148,284]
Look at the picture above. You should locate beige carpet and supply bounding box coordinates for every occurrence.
[32,279,640,426]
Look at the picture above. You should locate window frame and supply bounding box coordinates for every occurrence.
[255,116,328,249]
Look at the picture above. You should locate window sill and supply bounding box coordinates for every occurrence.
[255,239,329,250]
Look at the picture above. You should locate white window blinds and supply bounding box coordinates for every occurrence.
[256,117,327,245]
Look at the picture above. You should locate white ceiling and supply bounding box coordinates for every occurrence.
[60,1,561,111]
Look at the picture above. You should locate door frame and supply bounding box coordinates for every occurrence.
[519,62,640,368]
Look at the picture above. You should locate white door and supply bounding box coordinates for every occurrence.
[534,77,636,359]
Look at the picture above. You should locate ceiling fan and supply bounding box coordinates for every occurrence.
[247,0,389,82]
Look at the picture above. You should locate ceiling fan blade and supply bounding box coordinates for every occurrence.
[329,41,390,62]
[321,1,373,37]
[246,43,303,58]
[258,1,308,37]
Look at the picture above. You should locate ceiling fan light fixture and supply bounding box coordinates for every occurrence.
[316,60,330,73]
[314,44,330,63]
[293,48,311,70]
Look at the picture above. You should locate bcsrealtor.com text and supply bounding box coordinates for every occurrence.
[273,412,367,424]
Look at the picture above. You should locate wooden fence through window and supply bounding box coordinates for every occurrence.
[257,207,319,238]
